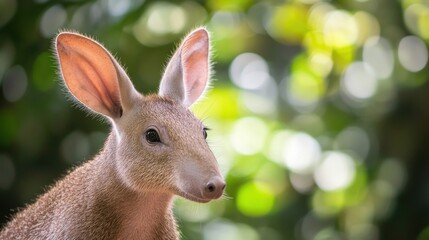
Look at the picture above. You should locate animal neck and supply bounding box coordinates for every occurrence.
[116,191,176,239]
[92,132,177,239]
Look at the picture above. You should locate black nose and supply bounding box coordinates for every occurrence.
[204,176,226,199]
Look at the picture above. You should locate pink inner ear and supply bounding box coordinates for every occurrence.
[57,33,122,117]
[181,29,209,107]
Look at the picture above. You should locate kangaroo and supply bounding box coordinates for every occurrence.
[0,27,225,240]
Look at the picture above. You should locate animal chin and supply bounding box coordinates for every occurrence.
[174,188,212,203]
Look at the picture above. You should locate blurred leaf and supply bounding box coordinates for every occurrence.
[207,0,253,11]
[269,3,309,44]
[237,181,275,217]
[32,52,56,92]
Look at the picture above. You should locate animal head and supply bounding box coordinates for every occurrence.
[55,28,225,202]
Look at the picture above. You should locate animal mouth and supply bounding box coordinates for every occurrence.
[173,188,213,203]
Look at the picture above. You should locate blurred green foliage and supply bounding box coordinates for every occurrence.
[2,0,429,239]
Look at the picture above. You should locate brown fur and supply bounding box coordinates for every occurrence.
[0,28,224,239]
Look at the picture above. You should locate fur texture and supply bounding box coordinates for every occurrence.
[0,28,225,239]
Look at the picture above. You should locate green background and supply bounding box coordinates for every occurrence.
[1,0,429,239]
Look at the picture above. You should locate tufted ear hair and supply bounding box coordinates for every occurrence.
[159,27,210,108]
[55,32,141,119]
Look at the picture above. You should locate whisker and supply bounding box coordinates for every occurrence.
[221,192,233,201]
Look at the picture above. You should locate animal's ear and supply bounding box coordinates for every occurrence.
[55,32,140,119]
[159,27,210,108]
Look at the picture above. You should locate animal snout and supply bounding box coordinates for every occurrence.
[203,176,226,199]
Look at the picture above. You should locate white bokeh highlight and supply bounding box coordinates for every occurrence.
[398,35,428,72]
[363,37,394,79]
[230,53,271,90]
[314,151,356,191]
[283,132,321,174]
[341,62,377,103]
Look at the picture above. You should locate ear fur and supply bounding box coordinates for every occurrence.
[159,27,211,108]
[55,31,140,119]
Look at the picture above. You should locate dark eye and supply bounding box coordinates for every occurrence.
[203,127,209,139]
[145,129,161,143]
